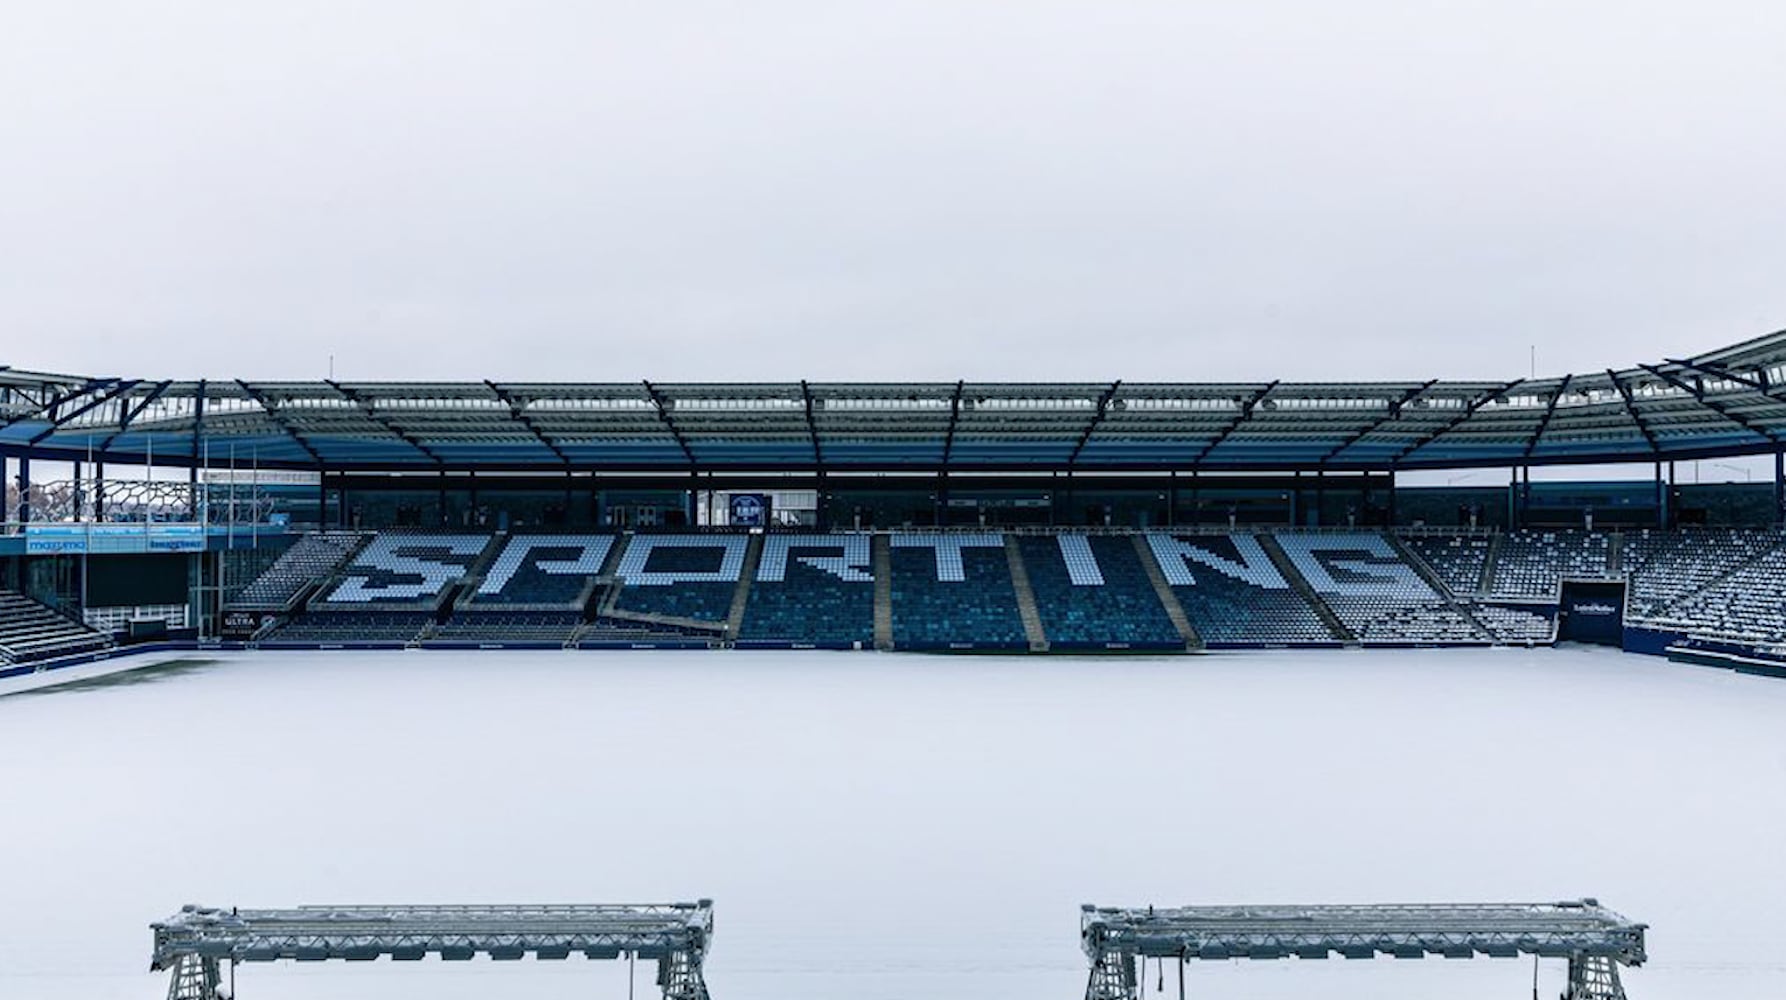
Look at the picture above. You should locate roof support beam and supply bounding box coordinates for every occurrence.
[1639,364,1779,444]
[1523,373,1573,460]
[1068,381,1122,465]
[27,379,142,445]
[1607,369,1661,455]
[328,380,443,465]
[96,380,175,453]
[0,378,118,433]
[941,380,966,466]
[485,381,570,465]
[642,380,697,466]
[1192,381,1278,465]
[1391,379,1526,464]
[800,380,823,467]
[236,381,326,465]
[1320,379,1437,464]
[1665,357,1767,391]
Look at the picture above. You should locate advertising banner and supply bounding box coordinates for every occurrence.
[24,523,206,555]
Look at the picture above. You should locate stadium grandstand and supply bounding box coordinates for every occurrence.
[2,329,1786,674]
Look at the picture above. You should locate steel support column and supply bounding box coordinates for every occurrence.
[1567,954,1627,1000]
[659,947,712,1000]
[17,454,29,525]
[1776,449,1784,527]
[163,954,220,1000]
[1084,949,1136,1000]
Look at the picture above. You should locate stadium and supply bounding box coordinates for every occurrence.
[3,328,1785,668]
[6,330,1786,1000]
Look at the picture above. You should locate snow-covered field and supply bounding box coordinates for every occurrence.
[0,647,1781,1000]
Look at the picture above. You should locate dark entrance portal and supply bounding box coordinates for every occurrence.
[1559,580,1625,645]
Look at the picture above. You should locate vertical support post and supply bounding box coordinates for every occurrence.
[1565,954,1627,1000]
[1775,448,1784,528]
[1084,949,1137,1000]
[1654,460,1664,529]
[1387,467,1398,526]
[190,380,207,522]
[164,954,221,1000]
[316,470,328,530]
[659,947,711,1000]
[1,454,9,526]
[17,454,30,525]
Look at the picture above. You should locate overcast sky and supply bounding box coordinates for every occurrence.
[2,2,1783,384]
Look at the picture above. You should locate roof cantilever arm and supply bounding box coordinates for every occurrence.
[486,381,570,465]
[1192,380,1278,465]
[236,380,326,464]
[1068,380,1122,465]
[941,380,966,465]
[643,380,697,466]
[1320,379,1438,464]
[0,377,119,433]
[1522,373,1573,459]
[26,379,143,445]
[800,380,822,466]
[1607,369,1661,455]
[1391,378,1525,463]
[328,380,442,465]
[1639,363,1779,444]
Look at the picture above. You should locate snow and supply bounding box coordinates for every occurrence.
[0,646,1782,1000]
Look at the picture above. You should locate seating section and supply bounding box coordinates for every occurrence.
[1624,529,1782,618]
[1399,534,1491,596]
[1018,535,1181,647]
[738,535,875,645]
[229,533,365,609]
[318,533,492,605]
[1471,605,1556,643]
[609,535,747,623]
[0,590,114,663]
[265,610,432,644]
[1146,534,1334,645]
[1275,533,1483,644]
[432,611,581,644]
[1648,546,1786,644]
[889,534,1026,648]
[150,525,1786,653]
[1488,531,1610,599]
[472,535,614,608]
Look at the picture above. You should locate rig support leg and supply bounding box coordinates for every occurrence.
[1566,954,1626,1000]
[1084,949,1138,1000]
[658,947,710,1000]
[165,954,221,1000]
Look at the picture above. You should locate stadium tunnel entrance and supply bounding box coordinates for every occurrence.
[1558,581,1626,645]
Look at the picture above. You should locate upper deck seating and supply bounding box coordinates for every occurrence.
[888,534,1026,648]
[1487,531,1610,600]
[1145,533,1334,645]
[1399,534,1491,596]
[0,590,113,663]
[1275,532,1483,643]
[229,533,365,609]
[317,533,493,605]
[472,535,614,607]
[1018,535,1180,647]
[738,534,875,645]
[609,535,747,624]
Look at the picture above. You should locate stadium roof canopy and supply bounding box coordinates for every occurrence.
[3,331,1785,474]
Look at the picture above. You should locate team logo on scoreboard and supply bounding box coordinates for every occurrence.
[729,493,770,527]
